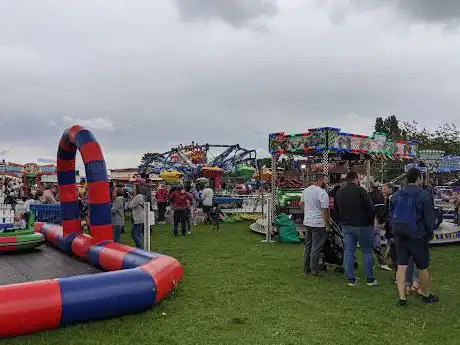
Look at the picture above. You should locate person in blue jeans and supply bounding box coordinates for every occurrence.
[111,187,125,243]
[405,257,421,295]
[128,184,145,249]
[335,172,378,286]
[299,173,330,276]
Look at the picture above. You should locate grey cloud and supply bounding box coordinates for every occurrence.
[351,0,460,24]
[174,0,278,28]
[0,1,458,168]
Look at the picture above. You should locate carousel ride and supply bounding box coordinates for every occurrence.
[139,143,258,191]
[251,127,460,245]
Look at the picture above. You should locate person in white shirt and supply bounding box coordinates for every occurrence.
[299,172,330,276]
[201,184,214,224]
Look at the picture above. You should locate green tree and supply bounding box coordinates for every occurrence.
[402,121,460,155]
[374,115,403,140]
[257,157,272,169]
[375,117,385,133]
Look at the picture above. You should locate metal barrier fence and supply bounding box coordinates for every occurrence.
[29,204,62,224]
[219,194,268,214]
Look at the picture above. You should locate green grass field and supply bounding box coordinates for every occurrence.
[5,222,460,345]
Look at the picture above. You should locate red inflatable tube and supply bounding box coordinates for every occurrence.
[141,255,184,303]
[0,223,184,337]
[0,279,62,337]
[71,234,96,259]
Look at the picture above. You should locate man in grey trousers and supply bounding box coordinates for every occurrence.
[299,173,330,276]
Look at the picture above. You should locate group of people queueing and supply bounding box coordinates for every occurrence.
[301,168,439,305]
[110,184,147,248]
[157,183,220,235]
[110,181,223,249]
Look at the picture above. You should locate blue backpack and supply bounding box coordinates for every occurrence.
[392,190,419,237]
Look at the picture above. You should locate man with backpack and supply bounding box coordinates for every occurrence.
[389,167,438,306]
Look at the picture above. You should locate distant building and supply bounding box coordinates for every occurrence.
[109,168,139,183]
[0,160,80,185]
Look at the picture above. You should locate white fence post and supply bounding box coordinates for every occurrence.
[144,202,151,251]
[266,196,272,242]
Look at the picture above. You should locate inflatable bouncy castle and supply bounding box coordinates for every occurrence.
[0,125,183,337]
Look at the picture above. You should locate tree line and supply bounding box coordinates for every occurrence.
[375,115,459,155]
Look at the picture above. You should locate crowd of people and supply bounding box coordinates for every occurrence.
[1,177,60,208]
[108,180,222,249]
[3,167,455,307]
[301,168,440,306]
[1,177,61,227]
[1,175,225,249]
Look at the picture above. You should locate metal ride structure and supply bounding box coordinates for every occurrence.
[139,143,258,183]
[418,150,446,185]
[403,151,460,185]
[267,127,419,236]
[0,125,183,337]
[409,150,460,225]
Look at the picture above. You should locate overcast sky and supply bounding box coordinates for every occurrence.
[1,0,459,169]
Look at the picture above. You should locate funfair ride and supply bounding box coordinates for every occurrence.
[139,143,257,190]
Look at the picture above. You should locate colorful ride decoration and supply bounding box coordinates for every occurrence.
[160,169,182,183]
[0,125,183,337]
[253,167,272,182]
[277,190,302,208]
[0,161,60,186]
[230,164,257,178]
[139,143,257,192]
[431,222,460,244]
[182,145,206,165]
[269,127,418,159]
[201,166,223,190]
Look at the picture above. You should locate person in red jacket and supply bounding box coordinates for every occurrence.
[169,186,193,237]
[155,184,169,224]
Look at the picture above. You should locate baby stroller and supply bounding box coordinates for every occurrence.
[321,221,358,272]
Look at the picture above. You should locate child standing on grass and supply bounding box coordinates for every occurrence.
[210,203,224,232]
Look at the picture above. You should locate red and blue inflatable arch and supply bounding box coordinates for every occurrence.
[57,124,113,242]
[0,125,183,337]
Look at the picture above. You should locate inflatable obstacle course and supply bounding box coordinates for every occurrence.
[0,125,183,337]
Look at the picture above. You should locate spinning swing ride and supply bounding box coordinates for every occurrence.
[139,143,258,189]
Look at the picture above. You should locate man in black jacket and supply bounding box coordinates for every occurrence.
[335,171,378,287]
